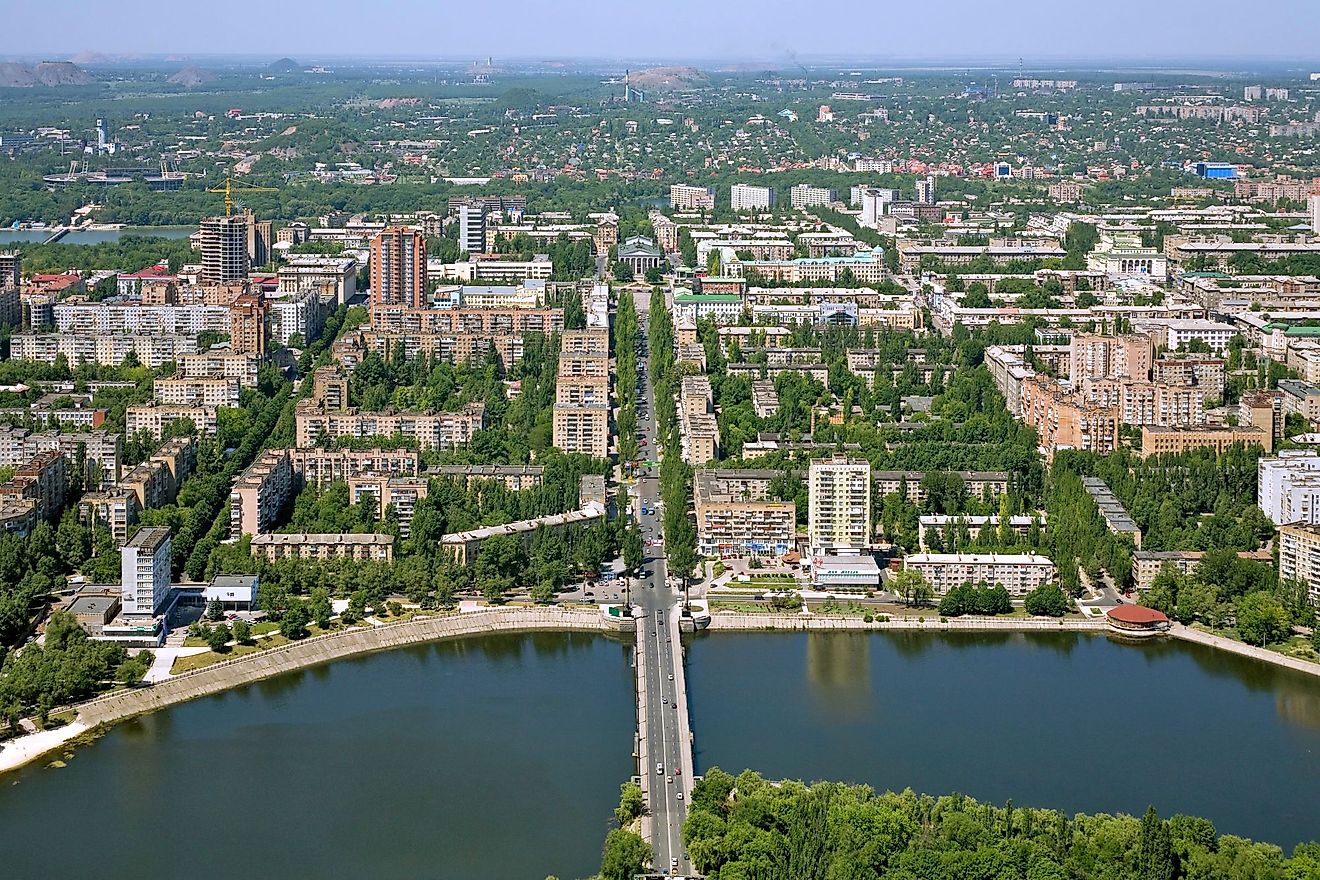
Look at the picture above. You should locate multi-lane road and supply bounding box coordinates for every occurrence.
[627,286,692,877]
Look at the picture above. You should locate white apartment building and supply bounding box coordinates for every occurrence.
[120,526,171,616]
[808,455,871,554]
[126,404,219,438]
[177,351,260,387]
[10,333,198,369]
[670,184,715,211]
[1163,320,1237,353]
[789,184,834,209]
[1258,451,1320,525]
[153,377,241,408]
[903,553,1056,596]
[269,289,324,346]
[730,183,775,212]
[53,301,229,336]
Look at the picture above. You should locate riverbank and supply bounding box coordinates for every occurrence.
[0,608,608,776]
[704,611,1108,632]
[1170,622,1320,679]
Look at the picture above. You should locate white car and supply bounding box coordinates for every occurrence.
[656,762,664,775]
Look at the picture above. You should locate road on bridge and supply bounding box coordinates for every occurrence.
[628,285,691,877]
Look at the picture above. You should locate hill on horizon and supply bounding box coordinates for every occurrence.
[0,61,96,88]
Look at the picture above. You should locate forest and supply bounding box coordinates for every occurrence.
[666,769,1320,880]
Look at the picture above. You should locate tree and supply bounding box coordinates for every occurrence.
[279,602,310,640]
[894,569,934,607]
[1025,583,1071,617]
[622,523,644,575]
[599,829,651,880]
[612,261,634,282]
[205,623,232,653]
[530,581,555,604]
[614,781,644,825]
[205,599,225,621]
[309,587,334,630]
[231,618,252,644]
[1236,591,1291,646]
[1138,806,1174,880]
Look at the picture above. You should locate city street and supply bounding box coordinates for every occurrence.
[629,285,690,876]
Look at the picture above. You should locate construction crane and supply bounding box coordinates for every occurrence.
[206,174,277,217]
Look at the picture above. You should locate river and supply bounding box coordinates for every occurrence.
[687,630,1320,849]
[2,629,1318,878]
[0,632,635,880]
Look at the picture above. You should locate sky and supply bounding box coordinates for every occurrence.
[3,0,1318,64]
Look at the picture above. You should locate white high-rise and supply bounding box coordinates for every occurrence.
[121,527,172,616]
[916,175,936,205]
[1309,193,1320,234]
[808,455,872,555]
[1259,451,1320,525]
[458,204,486,255]
[731,183,775,212]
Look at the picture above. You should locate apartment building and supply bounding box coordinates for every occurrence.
[177,350,260,387]
[1259,451,1320,526]
[551,405,610,459]
[250,532,394,563]
[1279,380,1320,426]
[1132,550,1207,592]
[808,455,871,554]
[228,292,269,357]
[733,250,887,284]
[120,527,171,616]
[294,400,487,451]
[730,183,775,212]
[10,333,197,368]
[0,427,121,488]
[126,404,218,438]
[1278,523,1320,605]
[1021,375,1119,458]
[1069,334,1152,383]
[290,447,420,486]
[229,448,294,538]
[52,299,229,337]
[552,328,611,459]
[903,553,1056,596]
[277,255,357,306]
[873,471,1010,503]
[269,289,324,346]
[347,476,429,537]
[440,503,605,566]
[1162,320,1237,353]
[152,377,241,408]
[0,450,66,523]
[752,381,780,418]
[672,292,743,324]
[1151,356,1225,398]
[427,464,544,491]
[371,226,427,309]
[917,515,1042,550]
[788,184,834,208]
[670,183,715,211]
[694,469,795,557]
[119,436,196,511]
[1140,425,1267,458]
[78,490,140,546]
[1240,390,1284,447]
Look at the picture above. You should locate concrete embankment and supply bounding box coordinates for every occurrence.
[1170,623,1320,679]
[705,613,1108,632]
[74,609,609,729]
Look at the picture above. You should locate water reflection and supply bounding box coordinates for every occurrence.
[805,633,874,720]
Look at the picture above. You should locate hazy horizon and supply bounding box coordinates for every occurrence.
[4,0,1318,65]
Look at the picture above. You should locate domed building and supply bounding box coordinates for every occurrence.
[1107,604,1171,638]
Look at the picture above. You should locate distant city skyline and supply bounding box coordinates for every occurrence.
[3,0,1318,63]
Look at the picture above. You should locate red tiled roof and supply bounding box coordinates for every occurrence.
[1107,604,1169,625]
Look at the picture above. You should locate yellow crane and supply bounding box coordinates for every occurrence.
[206,174,278,217]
